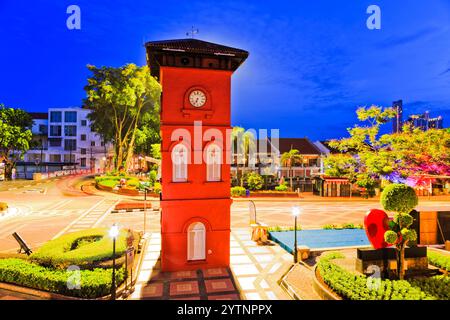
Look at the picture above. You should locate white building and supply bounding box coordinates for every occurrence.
[22,107,112,177]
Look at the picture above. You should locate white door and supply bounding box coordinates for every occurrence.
[188,222,206,261]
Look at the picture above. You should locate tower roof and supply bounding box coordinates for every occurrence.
[145,38,249,58]
[145,38,249,78]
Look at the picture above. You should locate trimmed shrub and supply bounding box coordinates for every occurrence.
[30,228,127,269]
[317,252,447,300]
[0,202,8,211]
[428,251,450,271]
[381,183,418,214]
[153,182,161,194]
[245,172,263,191]
[384,230,398,245]
[0,258,125,299]
[275,183,289,192]
[231,186,246,197]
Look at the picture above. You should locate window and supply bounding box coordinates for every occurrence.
[38,124,47,135]
[50,125,62,136]
[81,134,87,141]
[65,111,77,123]
[64,154,75,163]
[206,144,221,182]
[81,148,87,155]
[64,125,77,137]
[50,111,62,122]
[49,154,61,162]
[81,120,87,126]
[90,141,95,147]
[187,222,206,261]
[101,141,105,147]
[49,138,62,147]
[172,144,188,182]
[64,139,76,151]
[80,158,86,167]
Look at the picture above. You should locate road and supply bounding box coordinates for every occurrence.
[1,175,449,252]
[0,175,160,252]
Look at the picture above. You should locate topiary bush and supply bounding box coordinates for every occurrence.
[380,183,419,280]
[30,228,127,269]
[381,183,418,214]
[275,183,289,192]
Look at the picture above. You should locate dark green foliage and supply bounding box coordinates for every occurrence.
[428,251,450,271]
[381,184,418,214]
[317,252,448,300]
[30,229,127,269]
[0,258,124,299]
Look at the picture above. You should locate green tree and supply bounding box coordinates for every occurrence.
[231,127,256,187]
[326,105,396,195]
[84,64,161,171]
[280,149,303,190]
[0,105,33,180]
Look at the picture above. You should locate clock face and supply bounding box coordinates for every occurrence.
[189,90,207,108]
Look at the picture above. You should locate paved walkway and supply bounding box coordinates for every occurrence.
[130,228,292,300]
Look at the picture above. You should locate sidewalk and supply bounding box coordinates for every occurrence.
[130,228,293,300]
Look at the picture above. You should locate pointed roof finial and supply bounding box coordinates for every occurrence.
[186,26,199,38]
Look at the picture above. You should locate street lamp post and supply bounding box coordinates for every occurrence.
[109,224,120,300]
[292,206,301,263]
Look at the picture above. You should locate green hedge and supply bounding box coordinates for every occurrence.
[317,252,448,300]
[0,258,124,299]
[30,229,127,269]
[231,186,246,197]
[428,251,450,272]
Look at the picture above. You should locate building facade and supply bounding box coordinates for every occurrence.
[146,38,248,271]
[392,99,444,133]
[21,107,111,178]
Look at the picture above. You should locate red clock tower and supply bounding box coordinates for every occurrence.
[146,39,248,271]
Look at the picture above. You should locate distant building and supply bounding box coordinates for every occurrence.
[392,100,444,133]
[392,100,403,133]
[404,112,444,131]
[19,107,112,179]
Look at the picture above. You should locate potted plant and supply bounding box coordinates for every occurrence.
[381,183,419,280]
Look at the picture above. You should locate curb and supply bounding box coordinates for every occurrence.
[278,263,301,300]
[111,208,159,214]
[312,266,341,300]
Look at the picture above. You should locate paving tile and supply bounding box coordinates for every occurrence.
[170,281,199,296]
[245,292,263,300]
[230,255,253,264]
[204,279,235,293]
[170,270,197,280]
[141,283,164,298]
[203,268,229,278]
[208,294,240,300]
[231,264,260,276]
[230,247,245,255]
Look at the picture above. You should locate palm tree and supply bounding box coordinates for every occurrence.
[232,127,256,187]
[280,149,303,190]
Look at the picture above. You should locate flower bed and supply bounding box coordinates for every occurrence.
[316,252,449,300]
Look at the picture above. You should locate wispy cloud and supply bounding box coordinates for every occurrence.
[377,27,438,48]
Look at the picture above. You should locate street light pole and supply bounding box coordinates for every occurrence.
[109,224,119,300]
[292,206,301,264]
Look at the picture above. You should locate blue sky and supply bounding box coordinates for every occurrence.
[0,0,449,140]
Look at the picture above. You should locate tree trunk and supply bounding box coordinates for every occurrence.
[396,243,406,280]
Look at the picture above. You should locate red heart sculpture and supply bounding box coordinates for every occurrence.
[364,209,390,249]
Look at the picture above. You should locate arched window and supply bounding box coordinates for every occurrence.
[206,144,221,182]
[187,222,206,261]
[172,144,188,182]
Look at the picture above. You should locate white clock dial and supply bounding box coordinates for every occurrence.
[189,90,207,108]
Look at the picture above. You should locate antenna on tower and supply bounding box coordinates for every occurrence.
[186,26,199,38]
